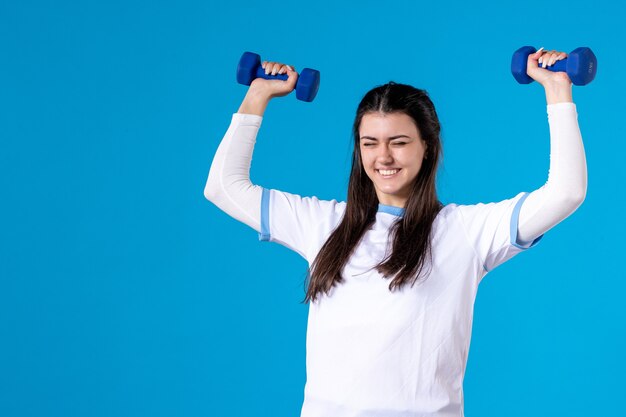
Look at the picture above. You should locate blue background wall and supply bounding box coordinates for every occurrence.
[1,0,624,416]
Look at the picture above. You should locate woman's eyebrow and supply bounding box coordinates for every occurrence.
[360,135,412,141]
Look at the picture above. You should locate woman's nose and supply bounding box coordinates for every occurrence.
[377,144,393,159]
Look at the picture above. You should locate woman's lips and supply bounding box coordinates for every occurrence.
[376,168,401,178]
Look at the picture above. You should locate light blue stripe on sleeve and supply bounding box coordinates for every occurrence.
[510,192,544,250]
[258,187,271,241]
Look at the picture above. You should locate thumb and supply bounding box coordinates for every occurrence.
[530,46,545,60]
[285,65,298,86]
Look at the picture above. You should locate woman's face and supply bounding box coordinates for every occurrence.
[359,111,428,208]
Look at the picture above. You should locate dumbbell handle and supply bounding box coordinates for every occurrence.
[536,59,567,73]
[254,67,290,82]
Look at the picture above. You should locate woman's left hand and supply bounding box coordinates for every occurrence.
[526,47,573,88]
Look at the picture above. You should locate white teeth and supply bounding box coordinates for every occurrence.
[378,169,399,176]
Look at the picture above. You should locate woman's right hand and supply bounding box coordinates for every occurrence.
[249,60,299,100]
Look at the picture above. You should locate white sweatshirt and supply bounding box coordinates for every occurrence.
[203,103,587,416]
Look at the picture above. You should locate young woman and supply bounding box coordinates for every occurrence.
[204,48,587,417]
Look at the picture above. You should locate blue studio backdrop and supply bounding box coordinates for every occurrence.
[1,1,624,416]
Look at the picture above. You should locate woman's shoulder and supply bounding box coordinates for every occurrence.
[435,201,461,219]
[444,191,528,213]
[266,188,346,217]
[439,191,530,231]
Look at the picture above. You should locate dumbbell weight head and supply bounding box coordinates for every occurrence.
[236,51,262,86]
[567,47,597,86]
[295,68,321,102]
[236,51,321,102]
[511,46,597,86]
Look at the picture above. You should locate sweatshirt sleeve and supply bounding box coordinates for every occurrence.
[515,102,588,245]
[204,113,264,234]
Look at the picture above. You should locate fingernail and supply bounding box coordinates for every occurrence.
[537,46,544,53]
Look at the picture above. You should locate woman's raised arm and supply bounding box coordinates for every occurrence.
[514,49,587,245]
[203,61,299,232]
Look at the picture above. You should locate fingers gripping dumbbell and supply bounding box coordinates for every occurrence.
[236,51,321,102]
[511,46,597,86]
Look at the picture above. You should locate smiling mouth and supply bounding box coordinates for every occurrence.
[376,168,401,178]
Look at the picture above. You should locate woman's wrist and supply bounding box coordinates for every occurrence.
[238,88,272,116]
[544,80,573,104]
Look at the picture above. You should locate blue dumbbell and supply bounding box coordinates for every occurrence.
[236,51,321,102]
[511,46,597,86]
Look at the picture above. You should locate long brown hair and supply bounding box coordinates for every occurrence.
[301,82,445,304]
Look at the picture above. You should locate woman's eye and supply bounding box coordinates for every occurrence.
[363,142,405,147]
